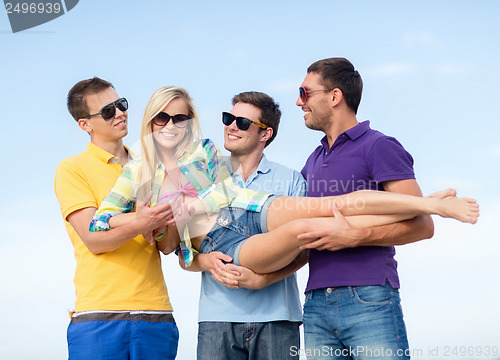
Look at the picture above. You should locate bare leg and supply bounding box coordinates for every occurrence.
[239,211,411,274]
[239,189,479,274]
[266,189,479,231]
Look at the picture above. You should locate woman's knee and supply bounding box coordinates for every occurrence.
[286,219,315,236]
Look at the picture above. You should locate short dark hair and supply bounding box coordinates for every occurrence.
[307,58,363,114]
[231,91,281,147]
[67,77,114,121]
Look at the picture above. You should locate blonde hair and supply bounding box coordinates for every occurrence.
[138,86,201,202]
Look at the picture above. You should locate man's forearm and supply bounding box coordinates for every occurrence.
[68,207,152,255]
[82,220,148,254]
[355,214,434,247]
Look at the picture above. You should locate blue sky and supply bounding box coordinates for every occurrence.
[1,1,499,359]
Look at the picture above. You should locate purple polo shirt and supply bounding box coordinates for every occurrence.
[301,121,415,292]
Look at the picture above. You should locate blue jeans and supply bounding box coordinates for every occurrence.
[303,283,410,360]
[67,312,179,360]
[197,321,300,360]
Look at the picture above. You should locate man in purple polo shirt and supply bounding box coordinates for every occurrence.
[296,58,434,359]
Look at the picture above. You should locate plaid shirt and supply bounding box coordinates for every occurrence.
[89,139,271,266]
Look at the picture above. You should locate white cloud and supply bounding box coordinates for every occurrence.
[492,143,500,157]
[362,62,418,77]
[264,78,304,94]
[403,31,442,49]
[429,176,483,195]
[435,62,471,75]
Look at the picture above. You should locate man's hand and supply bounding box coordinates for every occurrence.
[135,193,175,244]
[298,206,364,251]
[211,262,270,289]
[184,252,261,289]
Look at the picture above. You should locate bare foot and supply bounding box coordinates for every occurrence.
[434,197,480,224]
[427,188,457,199]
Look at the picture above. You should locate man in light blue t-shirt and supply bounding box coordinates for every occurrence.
[184,91,307,360]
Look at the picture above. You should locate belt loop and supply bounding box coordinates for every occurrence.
[224,208,231,224]
[348,286,354,298]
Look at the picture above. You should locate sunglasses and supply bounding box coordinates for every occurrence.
[83,98,128,120]
[299,87,334,102]
[222,112,269,131]
[152,112,190,128]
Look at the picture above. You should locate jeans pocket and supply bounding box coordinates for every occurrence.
[224,209,250,237]
[199,232,222,253]
[352,286,392,305]
[303,291,313,308]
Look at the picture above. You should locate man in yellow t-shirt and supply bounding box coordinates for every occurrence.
[55,77,179,360]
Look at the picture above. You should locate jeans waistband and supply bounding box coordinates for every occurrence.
[307,287,340,299]
[71,311,174,324]
[307,282,396,299]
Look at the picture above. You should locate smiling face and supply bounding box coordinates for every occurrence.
[152,97,189,155]
[224,102,267,157]
[296,72,334,132]
[82,87,128,141]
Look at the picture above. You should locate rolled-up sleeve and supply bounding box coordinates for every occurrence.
[89,162,137,232]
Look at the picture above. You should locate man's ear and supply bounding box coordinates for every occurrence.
[77,118,92,134]
[261,127,273,143]
[331,88,343,107]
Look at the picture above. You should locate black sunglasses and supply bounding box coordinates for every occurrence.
[153,112,190,128]
[222,112,269,131]
[299,87,334,102]
[83,98,128,121]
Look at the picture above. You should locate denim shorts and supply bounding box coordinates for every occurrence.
[198,196,276,265]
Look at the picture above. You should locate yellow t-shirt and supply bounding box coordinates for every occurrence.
[54,143,172,312]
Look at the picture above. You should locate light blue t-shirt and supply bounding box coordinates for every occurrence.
[198,154,307,322]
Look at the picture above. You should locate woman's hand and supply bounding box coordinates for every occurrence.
[135,193,175,239]
[170,198,195,229]
[197,252,233,272]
